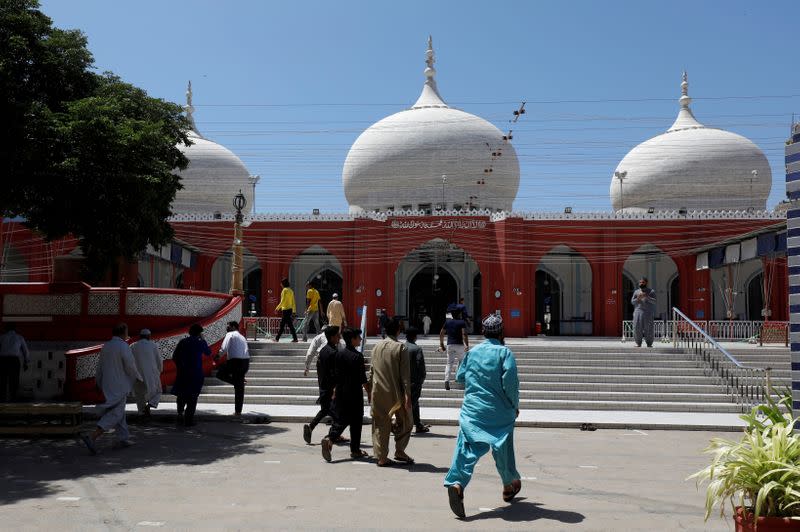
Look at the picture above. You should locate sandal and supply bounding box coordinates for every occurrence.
[447,484,466,519]
[350,450,369,459]
[394,453,415,464]
[502,479,522,502]
[376,458,397,467]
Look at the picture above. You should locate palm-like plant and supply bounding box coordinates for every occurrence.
[690,390,800,522]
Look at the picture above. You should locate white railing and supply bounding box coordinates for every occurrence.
[243,316,309,340]
[622,319,788,344]
[671,307,771,410]
[622,319,707,343]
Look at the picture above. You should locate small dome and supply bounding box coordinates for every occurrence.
[172,82,253,215]
[342,38,519,213]
[611,73,771,212]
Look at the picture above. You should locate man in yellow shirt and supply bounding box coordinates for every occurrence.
[274,278,298,342]
[326,293,347,328]
[302,282,322,341]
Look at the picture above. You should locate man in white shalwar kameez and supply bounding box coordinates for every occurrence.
[131,328,162,416]
[80,323,142,454]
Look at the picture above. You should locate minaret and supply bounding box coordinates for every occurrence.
[411,35,448,109]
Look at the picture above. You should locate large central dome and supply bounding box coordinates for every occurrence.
[343,38,520,213]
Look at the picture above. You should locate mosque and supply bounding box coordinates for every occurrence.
[0,39,788,339]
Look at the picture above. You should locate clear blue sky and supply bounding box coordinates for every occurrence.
[41,0,800,213]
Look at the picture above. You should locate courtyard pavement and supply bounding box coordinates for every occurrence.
[2,418,737,531]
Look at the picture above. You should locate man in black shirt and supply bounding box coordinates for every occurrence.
[303,326,340,444]
[440,309,469,390]
[321,327,371,461]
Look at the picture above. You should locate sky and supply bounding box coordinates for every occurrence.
[40,0,800,214]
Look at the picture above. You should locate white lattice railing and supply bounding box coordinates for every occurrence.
[622,319,788,343]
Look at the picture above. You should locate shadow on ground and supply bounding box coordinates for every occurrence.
[465,498,585,524]
[0,416,286,505]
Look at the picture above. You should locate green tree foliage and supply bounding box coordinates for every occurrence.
[0,0,190,281]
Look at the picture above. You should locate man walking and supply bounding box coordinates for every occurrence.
[303,326,340,444]
[321,327,371,462]
[80,323,142,454]
[326,293,346,328]
[443,314,521,519]
[275,278,298,343]
[369,318,414,466]
[171,324,211,427]
[216,321,250,417]
[0,323,29,402]
[440,308,469,390]
[421,314,432,337]
[131,328,162,417]
[405,327,429,433]
[632,277,656,348]
[302,282,322,341]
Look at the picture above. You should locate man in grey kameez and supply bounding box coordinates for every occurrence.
[80,323,142,454]
[631,277,656,347]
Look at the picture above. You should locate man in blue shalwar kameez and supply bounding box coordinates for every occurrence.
[443,314,521,519]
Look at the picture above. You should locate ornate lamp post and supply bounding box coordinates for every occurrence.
[231,189,247,295]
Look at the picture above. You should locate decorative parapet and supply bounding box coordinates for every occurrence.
[88,291,120,315]
[75,298,241,381]
[126,292,225,317]
[170,208,785,224]
[3,294,81,315]
[496,209,785,222]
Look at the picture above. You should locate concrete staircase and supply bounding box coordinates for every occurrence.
[159,339,791,414]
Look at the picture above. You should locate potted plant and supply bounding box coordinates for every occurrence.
[689,392,800,530]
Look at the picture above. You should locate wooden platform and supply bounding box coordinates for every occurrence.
[0,402,83,435]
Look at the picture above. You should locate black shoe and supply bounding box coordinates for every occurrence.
[303,424,312,444]
[447,484,465,519]
[321,437,332,462]
[444,381,450,391]
[415,425,430,434]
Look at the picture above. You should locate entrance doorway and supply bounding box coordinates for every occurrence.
[244,268,262,316]
[535,270,560,335]
[408,266,458,334]
[312,268,343,319]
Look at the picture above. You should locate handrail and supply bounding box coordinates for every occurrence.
[671,307,771,410]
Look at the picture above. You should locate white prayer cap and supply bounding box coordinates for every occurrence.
[140,328,151,336]
[481,314,503,334]
[332,293,339,299]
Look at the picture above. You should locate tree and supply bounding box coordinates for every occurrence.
[0,0,190,282]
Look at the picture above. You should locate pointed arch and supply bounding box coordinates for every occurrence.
[622,244,679,321]
[536,245,592,335]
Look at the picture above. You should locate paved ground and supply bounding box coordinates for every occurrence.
[2,418,737,531]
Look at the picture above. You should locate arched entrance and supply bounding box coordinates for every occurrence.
[244,266,263,316]
[472,272,482,333]
[623,244,678,321]
[408,266,458,334]
[536,245,592,335]
[535,269,561,335]
[310,268,343,319]
[747,272,764,321]
[395,239,481,333]
[210,248,259,295]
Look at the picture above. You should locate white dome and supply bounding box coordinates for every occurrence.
[342,39,519,213]
[171,83,253,215]
[611,74,771,212]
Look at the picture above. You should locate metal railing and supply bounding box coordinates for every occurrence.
[671,307,771,410]
[622,319,788,343]
[243,316,309,340]
[621,319,707,343]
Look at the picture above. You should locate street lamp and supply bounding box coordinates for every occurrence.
[441,175,447,210]
[249,175,260,214]
[614,170,627,212]
[230,189,247,295]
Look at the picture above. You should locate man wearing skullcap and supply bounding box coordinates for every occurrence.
[131,328,162,417]
[443,313,521,519]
